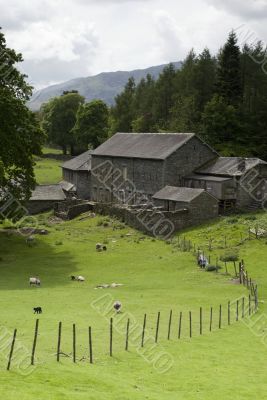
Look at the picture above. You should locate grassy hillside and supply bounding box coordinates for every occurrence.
[34,147,63,185]
[0,211,266,399]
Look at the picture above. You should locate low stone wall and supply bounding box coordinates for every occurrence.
[27,200,62,215]
[92,203,216,238]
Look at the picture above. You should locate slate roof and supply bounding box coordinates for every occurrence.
[184,174,232,182]
[153,186,207,203]
[197,157,267,177]
[59,181,77,192]
[92,132,199,160]
[30,185,66,201]
[62,150,92,171]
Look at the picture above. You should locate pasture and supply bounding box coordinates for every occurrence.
[0,211,267,399]
[34,147,63,185]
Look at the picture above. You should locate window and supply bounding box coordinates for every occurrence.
[123,166,127,181]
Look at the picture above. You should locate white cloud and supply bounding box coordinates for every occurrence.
[152,10,185,61]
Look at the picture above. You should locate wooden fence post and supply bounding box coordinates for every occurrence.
[7,329,17,371]
[73,324,76,363]
[219,305,222,329]
[236,300,239,321]
[189,311,192,338]
[178,312,182,339]
[200,307,202,335]
[209,307,213,332]
[228,301,230,325]
[110,318,113,356]
[242,297,245,318]
[31,319,39,366]
[167,310,172,340]
[141,314,147,347]
[125,318,130,351]
[57,322,62,362]
[155,312,160,343]
[89,326,93,364]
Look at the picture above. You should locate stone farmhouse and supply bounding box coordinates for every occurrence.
[32,132,267,235]
[64,132,266,209]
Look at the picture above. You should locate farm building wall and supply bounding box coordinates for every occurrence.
[91,156,164,203]
[163,136,217,187]
[63,168,91,199]
[27,200,63,215]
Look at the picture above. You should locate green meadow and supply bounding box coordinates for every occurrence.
[34,147,63,185]
[0,211,267,399]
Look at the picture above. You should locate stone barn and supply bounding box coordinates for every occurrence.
[91,132,218,203]
[61,150,92,199]
[28,185,66,214]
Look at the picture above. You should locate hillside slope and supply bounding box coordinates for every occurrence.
[28,61,182,111]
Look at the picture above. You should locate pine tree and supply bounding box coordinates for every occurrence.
[216,31,242,106]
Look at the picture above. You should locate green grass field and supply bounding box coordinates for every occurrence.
[0,211,267,399]
[34,147,63,185]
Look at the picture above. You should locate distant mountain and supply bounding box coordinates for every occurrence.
[28,61,182,111]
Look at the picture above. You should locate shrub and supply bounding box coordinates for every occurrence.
[220,250,239,262]
[205,265,222,272]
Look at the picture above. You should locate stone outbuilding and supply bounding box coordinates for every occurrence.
[184,157,267,210]
[152,186,218,223]
[61,150,92,199]
[28,184,66,214]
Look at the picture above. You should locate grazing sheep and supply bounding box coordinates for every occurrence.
[96,243,103,252]
[33,307,42,314]
[71,275,85,282]
[29,277,41,286]
[96,243,107,252]
[113,301,122,313]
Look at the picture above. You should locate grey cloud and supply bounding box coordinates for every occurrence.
[205,0,267,20]
[0,0,54,30]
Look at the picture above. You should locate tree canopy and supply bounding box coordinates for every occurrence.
[41,92,85,155]
[0,28,44,201]
[73,99,109,149]
[109,31,267,159]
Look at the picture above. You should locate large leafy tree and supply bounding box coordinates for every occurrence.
[0,28,44,201]
[41,92,84,155]
[73,99,109,149]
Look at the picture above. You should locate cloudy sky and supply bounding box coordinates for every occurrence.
[1,0,267,89]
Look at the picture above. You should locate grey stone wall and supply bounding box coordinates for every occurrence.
[92,192,218,238]
[63,169,91,199]
[91,156,164,203]
[27,200,62,215]
[164,136,217,187]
